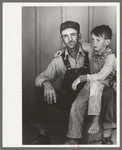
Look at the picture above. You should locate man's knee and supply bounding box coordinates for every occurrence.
[33,86,45,104]
[34,86,44,96]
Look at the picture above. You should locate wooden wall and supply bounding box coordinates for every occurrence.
[22,6,116,122]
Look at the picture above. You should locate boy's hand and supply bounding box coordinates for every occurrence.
[72,77,80,91]
[79,75,87,83]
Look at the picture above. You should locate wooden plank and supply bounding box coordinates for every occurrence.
[35,7,40,75]
[88,6,94,43]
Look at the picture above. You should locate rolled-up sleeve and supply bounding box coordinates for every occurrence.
[87,54,116,82]
[35,58,60,87]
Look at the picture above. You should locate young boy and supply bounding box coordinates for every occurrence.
[72,25,116,139]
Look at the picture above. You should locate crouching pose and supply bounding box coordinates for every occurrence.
[31,20,93,144]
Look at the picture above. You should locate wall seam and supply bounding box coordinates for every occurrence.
[35,7,40,76]
[88,6,94,43]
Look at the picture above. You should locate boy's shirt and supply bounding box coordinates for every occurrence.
[87,47,116,82]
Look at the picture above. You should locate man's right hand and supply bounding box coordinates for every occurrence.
[43,81,57,104]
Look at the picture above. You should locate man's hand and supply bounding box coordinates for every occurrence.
[72,77,80,91]
[43,81,57,104]
[82,42,93,53]
[82,42,93,60]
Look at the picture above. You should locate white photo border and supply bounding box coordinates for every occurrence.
[2,2,120,148]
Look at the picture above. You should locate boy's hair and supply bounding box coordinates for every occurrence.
[91,25,112,40]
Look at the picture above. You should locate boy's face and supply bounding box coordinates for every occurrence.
[91,33,110,52]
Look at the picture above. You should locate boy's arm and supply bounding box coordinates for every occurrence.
[79,54,116,83]
[87,54,116,82]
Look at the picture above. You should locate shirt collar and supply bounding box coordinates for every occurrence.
[94,47,110,56]
[64,44,85,60]
[94,47,111,60]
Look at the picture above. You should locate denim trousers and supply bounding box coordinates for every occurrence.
[66,83,116,138]
[31,84,116,139]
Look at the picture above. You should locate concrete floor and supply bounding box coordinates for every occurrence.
[22,120,117,145]
[23,106,117,145]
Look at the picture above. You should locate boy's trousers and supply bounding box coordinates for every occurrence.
[88,80,107,115]
[67,82,116,138]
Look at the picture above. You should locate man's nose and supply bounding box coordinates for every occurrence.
[68,35,72,41]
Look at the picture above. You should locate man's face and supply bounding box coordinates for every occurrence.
[61,28,79,49]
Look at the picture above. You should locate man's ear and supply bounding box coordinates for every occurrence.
[78,33,82,41]
[60,36,64,42]
[105,39,110,46]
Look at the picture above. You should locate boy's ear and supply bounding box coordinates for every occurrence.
[106,39,110,46]
[78,33,82,40]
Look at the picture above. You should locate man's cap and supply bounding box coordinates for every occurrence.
[60,21,80,33]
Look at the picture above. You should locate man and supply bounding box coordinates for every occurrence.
[31,20,93,144]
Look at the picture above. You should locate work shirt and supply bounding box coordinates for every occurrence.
[35,42,91,87]
[87,48,116,82]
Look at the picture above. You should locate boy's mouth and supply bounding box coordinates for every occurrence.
[94,46,97,49]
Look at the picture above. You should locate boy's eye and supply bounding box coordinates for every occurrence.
[97,39,100,41]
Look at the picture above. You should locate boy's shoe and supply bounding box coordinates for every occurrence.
[31,130,50,144]
[101,135,113,145]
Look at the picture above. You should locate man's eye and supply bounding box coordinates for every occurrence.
[71,33,76,36]
[97,39,100,41]
[63,35,67,38]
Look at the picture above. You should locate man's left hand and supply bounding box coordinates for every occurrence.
[82,42,93,53]
[82,42,93,60]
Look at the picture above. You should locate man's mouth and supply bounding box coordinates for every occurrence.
[68,42,75,46]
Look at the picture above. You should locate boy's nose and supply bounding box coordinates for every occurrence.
[93,41,96,45]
